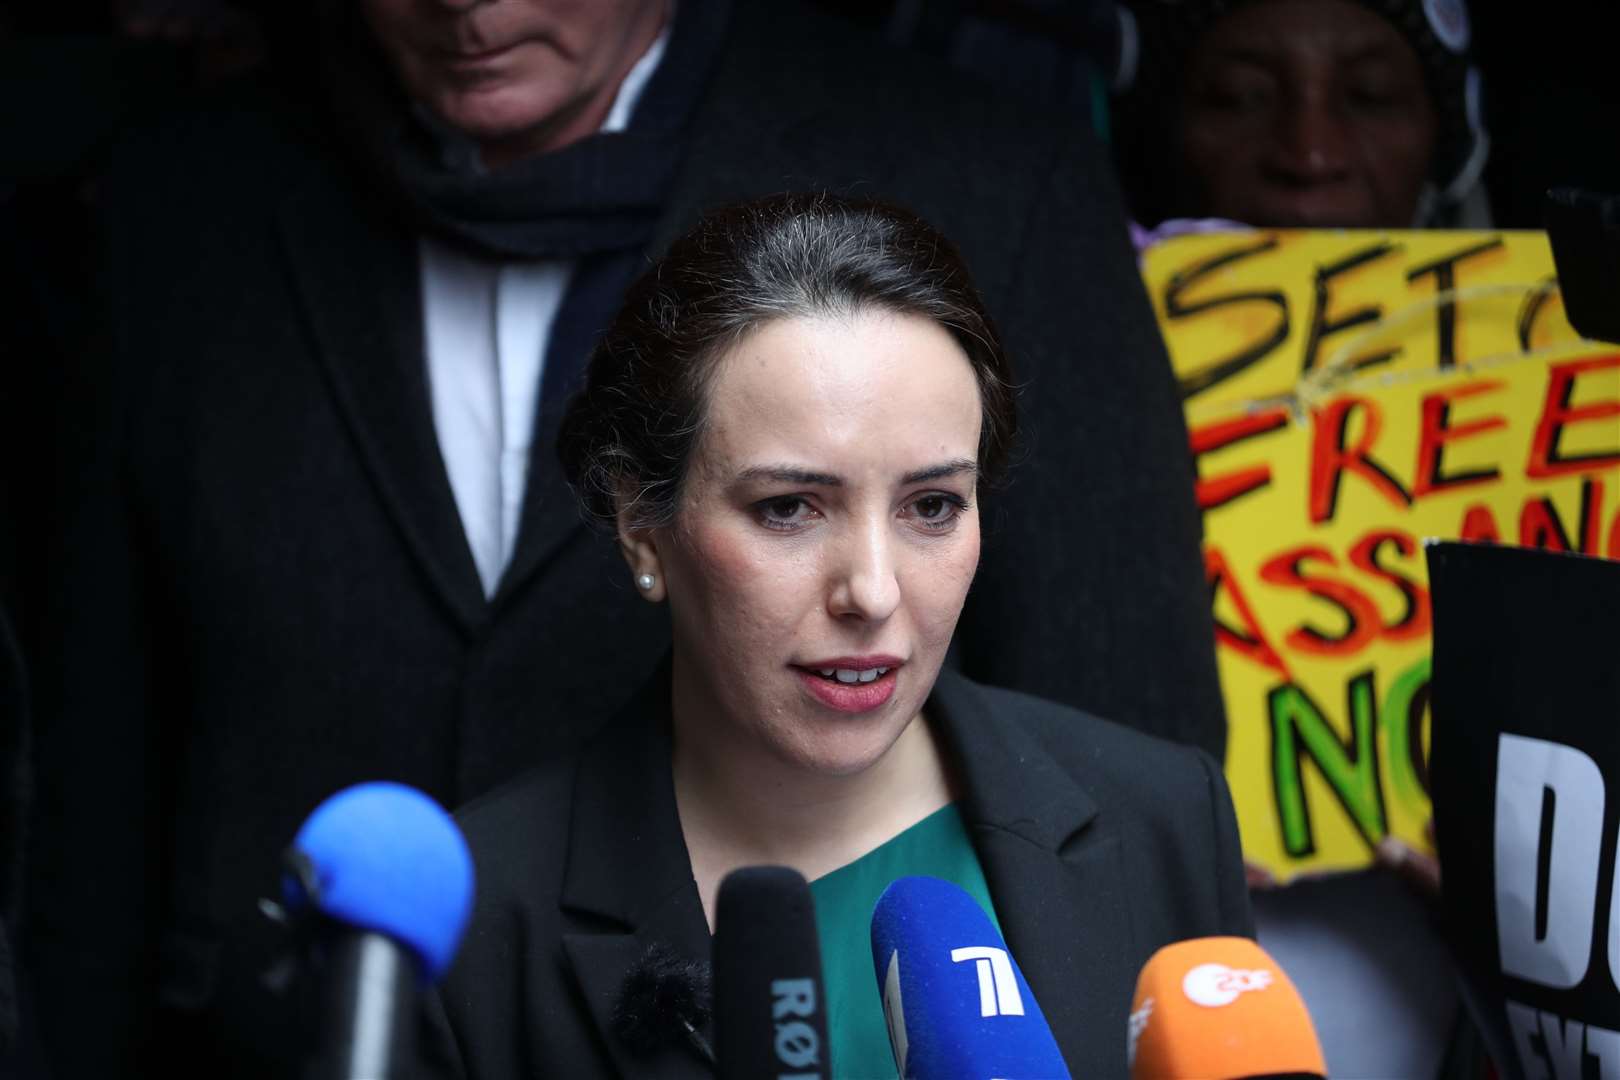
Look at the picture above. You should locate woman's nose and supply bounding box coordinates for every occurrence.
[827,519,901,624]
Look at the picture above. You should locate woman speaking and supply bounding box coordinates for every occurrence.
[426,194,1251,1078]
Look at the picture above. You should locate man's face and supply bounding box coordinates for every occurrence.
[360,0,664,164]
[1177,0,1438,228]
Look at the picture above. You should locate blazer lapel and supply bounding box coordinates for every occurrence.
[558,672,716,1079]
[486,402,584,613]
[277,177,487,632]
[929,671,1140,1079]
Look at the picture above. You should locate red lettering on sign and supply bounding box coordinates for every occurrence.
[1458,504,1502,543]
[1309,396,1412,524]
[1206,546,1290,677]
[1582,479,1606,555]
[1412,381,1506,499]
[1520,497,1574,552]
[1259,545,1381,657]
[1348,529,1431,642]
[1189,407,1291,511]
[1527,355,1620,479]
[1518,479,1608,554]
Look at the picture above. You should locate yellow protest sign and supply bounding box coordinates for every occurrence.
[1141,229,1620,879]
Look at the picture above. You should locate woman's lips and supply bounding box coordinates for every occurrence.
[793,665,899,714]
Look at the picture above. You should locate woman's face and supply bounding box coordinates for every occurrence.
[643,310,983,777]
[1177,0,1438,227]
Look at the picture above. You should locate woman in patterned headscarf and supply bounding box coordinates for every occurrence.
[1116,0,1488,228]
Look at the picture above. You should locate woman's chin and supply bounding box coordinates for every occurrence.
[776,719,912,779]
[785,746,889,779]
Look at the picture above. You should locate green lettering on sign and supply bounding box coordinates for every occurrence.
[1269,671,1389,857]
[1382,656,1433,816]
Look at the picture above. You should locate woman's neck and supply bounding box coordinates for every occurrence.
[671,697,954,932]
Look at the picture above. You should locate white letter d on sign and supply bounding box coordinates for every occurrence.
[1495,733,1605,990]
[951,946,1025,1017]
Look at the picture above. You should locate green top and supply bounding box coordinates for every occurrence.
[808,804,1002,1080]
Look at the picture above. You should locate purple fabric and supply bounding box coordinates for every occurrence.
[1130,217,1253,262]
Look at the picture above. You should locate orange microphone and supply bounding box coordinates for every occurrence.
[1127,937,1327,1080]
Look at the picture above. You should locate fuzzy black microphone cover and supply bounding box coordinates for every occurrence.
[611,942,713,1060]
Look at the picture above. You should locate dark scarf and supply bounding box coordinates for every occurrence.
[326,0,732,261]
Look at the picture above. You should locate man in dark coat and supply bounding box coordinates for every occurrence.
[28,1,1221,1075]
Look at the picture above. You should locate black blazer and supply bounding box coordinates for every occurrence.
[29,3,1221,1075]
[429,667,1252,1080]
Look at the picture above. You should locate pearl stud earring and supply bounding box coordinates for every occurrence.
[636,573,656,592]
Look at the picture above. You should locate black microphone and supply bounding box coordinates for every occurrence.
[713,866,831,1080]
[280,781,475,1080]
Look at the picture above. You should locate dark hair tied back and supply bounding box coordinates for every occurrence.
[558,192,1018,531]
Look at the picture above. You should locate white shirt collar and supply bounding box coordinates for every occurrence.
[601,6,675,134]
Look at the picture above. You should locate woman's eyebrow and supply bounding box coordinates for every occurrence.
[734,464,843,486]
[731,460,977,486]
[901,459,979,485]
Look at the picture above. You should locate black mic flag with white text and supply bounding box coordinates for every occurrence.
[1429,541,1620,1080]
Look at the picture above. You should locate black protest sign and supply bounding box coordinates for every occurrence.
[1430,541,1620,1080]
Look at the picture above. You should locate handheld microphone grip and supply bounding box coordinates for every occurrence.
[311,929,416,1080]
[1128,937,1325,1080]
[284,781,475,1080]
[870,875,1070,1079]
[713,866,830,1080]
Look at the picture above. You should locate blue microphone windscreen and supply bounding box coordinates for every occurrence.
[284,781,474,983]
[870,876,1070,1079]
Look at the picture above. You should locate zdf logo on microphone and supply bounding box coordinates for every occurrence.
[1181,963,1274,1007]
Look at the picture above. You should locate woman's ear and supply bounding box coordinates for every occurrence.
[615,496,667,603]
